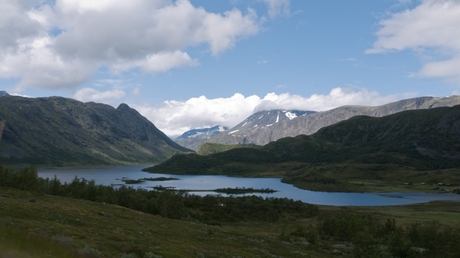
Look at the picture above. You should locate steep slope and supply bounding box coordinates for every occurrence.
[206,96,460,146]
[144,105,460,175]
[0,95,191,166]
[174,125,228,151]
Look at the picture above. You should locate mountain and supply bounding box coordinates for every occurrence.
[177,125,228,139]
[144,105,460,176]
[179,110,316,150]
[174,125,228,151]
[204,96,460,146]
[0,91,9,97]
[0,95,191,166]
[196,142,260,155]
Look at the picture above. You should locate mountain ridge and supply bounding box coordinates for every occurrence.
[203,96,460,147]
[144,105,460,176]
[0,95,191,166]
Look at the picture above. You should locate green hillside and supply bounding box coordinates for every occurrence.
[0,96,191,167]
[197,142,259,155]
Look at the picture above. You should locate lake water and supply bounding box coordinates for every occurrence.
[37,166,460,206]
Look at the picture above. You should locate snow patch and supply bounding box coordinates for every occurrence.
[275,114,279,123]
[285,112,297,120]
[228,130,239,134]
[190,132,204,138]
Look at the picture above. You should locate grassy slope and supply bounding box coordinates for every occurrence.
[2,187,459,257]
[0,187,328,257]
[197,142,260,155]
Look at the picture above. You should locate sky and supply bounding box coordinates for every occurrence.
[1,0,460,136]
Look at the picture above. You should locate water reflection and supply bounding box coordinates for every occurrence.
[38,166,460,206]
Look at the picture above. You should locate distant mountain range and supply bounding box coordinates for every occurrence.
[177,110,315,150]
[144,104,460,175]
[174,125,228,151]
[0,94,191,166]
[178,96,460,150]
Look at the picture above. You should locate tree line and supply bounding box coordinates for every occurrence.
[0,165,318,222]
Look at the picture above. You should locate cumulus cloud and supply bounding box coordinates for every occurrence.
[74,87,126,105]
[261,0,290,18]
[0,0,260,90]
[132,93,262,136]
[253,88,400,112]
[131,87,401,136]
[367,0,460,81]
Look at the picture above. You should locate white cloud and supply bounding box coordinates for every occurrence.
[132,93,262,136]
[131,88,401,136]
[367,0,460,81]
[0,0,260,90]
[261,0,290,18]
[254,87,400,112]
[74,87,126,105]
[132,87,140,95]
[111,51,199,74]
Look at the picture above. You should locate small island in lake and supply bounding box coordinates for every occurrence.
[121,177,179,184]
[141,177,180,181]
[150,186,277,195]
[214,187,277,194]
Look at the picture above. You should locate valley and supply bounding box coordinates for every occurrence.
[1,93,460,257]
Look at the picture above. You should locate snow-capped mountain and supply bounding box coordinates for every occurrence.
[175,96,460,151]
[174,125,228,151]
[207,110,316,146]
[208,96,460,147]
[226,110,315,134]
[176,110,316,150]
[176,125,228,139]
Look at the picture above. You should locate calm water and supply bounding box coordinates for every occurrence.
[38,166,460,206]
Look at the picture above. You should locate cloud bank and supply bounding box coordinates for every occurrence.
[131,87,401,136]
[367,0,460,82]
[0,0,260,91]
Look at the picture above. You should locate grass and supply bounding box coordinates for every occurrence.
[0,187,328,257]
[2,186,459,257]
[278,162,460,193]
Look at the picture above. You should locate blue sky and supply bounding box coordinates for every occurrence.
[1,0,460,136]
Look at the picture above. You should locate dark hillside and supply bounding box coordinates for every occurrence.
[145,105,460,174]
[0,95,191,166]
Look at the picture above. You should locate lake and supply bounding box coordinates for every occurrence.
[38,165,460,206]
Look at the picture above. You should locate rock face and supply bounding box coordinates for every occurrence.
[0,95,191,166]
[205,96,460,146]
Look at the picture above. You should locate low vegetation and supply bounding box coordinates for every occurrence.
[1,165,460,257]
[197,142,260,155]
